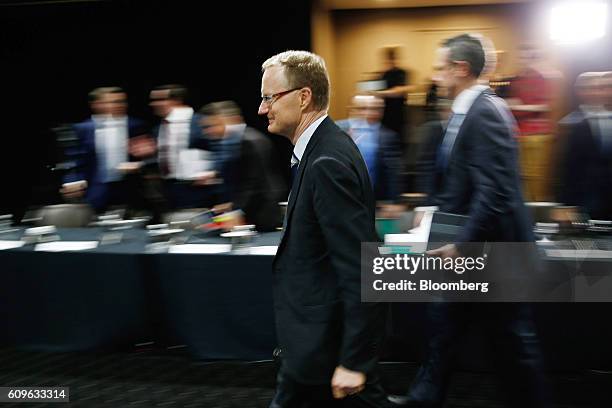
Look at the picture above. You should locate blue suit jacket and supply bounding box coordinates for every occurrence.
[429,89,533,244]
[336,120,402,201]
[64,117,148,211]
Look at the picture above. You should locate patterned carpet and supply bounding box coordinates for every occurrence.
[0,347,609,407]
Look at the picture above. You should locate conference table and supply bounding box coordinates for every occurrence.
[1,227,611,370]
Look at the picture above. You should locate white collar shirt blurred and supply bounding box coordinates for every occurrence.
[159,107,194,179]
[93,115,128,183]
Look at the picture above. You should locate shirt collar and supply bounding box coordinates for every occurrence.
[165,106,194,122]
[92,115,127,126]
[580,104,606,117]
[451,84,489,115]
[292,114,328,165]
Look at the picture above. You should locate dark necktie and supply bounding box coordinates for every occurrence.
[290,152,300,190]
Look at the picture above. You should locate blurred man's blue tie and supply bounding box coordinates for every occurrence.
[436,112,465,171]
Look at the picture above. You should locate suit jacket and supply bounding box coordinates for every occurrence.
[65,117,147,211]
[556,110,612,219]
[336,120,402,201]
[221,127,287,231]
[429,89,533,244]
[272,117,384,384]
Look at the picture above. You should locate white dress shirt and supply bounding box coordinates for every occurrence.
[291,114,328,167]
[93,115,128,183]
[158,107,194,179]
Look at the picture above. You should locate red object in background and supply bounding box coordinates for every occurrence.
[510,67,553,135]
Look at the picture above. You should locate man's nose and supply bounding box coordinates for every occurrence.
[258,101,268,116]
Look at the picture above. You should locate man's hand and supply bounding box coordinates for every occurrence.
[128,135,157,158]
[192,171,219,186]
[412,210,425,228]
[377,203,404,219]
[331,365,365,399]
[60,180,87,199]
[117,161,143,174]
[426,243,460,259]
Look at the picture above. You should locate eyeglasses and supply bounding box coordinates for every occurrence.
[260,87,301,107]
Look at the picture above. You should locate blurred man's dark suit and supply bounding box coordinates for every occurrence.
[271,117,387,407]
[216,126,287,231]
[407,87,547,408]
[556,109,612,220]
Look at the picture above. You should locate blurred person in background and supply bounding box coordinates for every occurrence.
[556,72,612,220]
[373,46,412,140]
[149,84,214,209]
[389,34,548,408]
[505,44,561,202]
[412,61,452,204]
[337,94,403,217]
[60,87,149,213]
[507,44,558,136]
[198,101,286,231]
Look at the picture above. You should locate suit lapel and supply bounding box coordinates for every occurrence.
[276,117,335,254]
[445,89,490,168]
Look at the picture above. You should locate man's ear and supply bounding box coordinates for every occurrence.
[299,87,313,110]
[453,60,471,78]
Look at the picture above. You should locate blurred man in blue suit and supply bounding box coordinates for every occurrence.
[337,95,402,204]
[557,72,612,220]
[61,87,148,213]
[389,34,548,408]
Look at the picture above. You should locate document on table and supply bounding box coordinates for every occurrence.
[0,240,25,250]
[168,244,232,254]
[34,241,99,252]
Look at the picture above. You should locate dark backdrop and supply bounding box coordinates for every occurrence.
[0,0,311,218]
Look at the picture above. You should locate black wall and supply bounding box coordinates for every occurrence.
[0,0,311,217]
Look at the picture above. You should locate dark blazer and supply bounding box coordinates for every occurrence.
[429,89,533,244]
[272,117,384,385]
[556,110,612,220]
[222,127,287,231]
[336,120,402,201]
[65,117,147,211]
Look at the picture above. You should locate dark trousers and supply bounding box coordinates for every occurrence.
[408,302,549,408]
[270,364,390,408]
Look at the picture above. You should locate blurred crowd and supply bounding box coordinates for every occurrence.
[57,85,286,231]
[15,41,611,233]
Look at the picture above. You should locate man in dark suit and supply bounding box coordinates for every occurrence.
[61,87,149,213]
[197,101,287,231]
[337,95,402,203]
[389,34,548,408]
[557,72,612,220]
[259,50,388,407]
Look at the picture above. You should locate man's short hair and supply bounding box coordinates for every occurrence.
[88,86,124,102]
[383,46,399,62]
[262,50,330,111]
[443,34,486,78]
[575,72,603,89]
[153,84,188,102]
[199,100,243,118]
